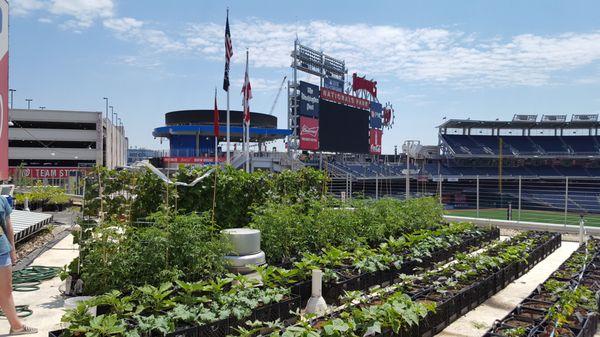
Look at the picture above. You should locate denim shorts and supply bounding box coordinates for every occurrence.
[0,252,11,267]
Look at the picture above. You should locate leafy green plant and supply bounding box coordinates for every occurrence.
[79,211,230,295]
[502,327,527,337]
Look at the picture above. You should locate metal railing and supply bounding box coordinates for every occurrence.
[325,172,600,227]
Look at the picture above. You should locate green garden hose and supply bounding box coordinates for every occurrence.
[0,266,61,319]
[0,305,33,318]
[12,266,61,292]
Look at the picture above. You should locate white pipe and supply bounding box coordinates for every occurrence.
[305,269,327,314]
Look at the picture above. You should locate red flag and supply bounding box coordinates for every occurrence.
[241,54,252,125]
[213,90,220,137]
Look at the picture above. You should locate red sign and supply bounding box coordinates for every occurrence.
[9,167,90,179]
[0,1,8,180]
[369,129,382,155]
[299,116,319,151]
[320,87,369,110]
[163,157,225,164]
[352,73,377,98]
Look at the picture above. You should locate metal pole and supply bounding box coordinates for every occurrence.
[9,89,15,109]
[346,173,349,197]
[438,174,442,204]
[476,175,480,217]
[226,89,230,164]
[375,176,379,200]
[244,50,250,173]
[405,155,410,200]
[518,176,522,221]
[110,106,115,169]
[215,136,218,166]
[579,215,585,244]
[245,121,250,173]
[564,177,569,227]
[349,175,352,200]
[102,97,108,167]
[25,98,32,110]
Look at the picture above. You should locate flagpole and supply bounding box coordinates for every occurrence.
[215,87,219,166]
[224,8,232,165]
[226,90,230,164]
[225,8,231,165]
[244,49,250,173]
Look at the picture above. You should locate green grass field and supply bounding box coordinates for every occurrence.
[445,208,600,227]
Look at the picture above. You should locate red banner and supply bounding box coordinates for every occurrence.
[352,73,377,98]
[320,87,369,110]
[299,116,319,151]
[163,157,225,164]
[9,167,90,179]
[369,129,382,155]
[0,1,8,181]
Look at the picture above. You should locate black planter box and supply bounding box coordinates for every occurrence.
[483,237,600,337]
[163,324,201,337]
[197,318,231,337]
[402,233,561,337]
[319,228,500,305]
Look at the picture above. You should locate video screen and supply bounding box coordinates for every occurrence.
[318,99,369,153]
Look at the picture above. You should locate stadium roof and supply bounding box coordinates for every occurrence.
[438,118,600,130]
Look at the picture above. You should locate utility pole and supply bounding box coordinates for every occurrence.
[25,98,32,110]
[110,106,115,168]
[101,97,109,167]
[8,89,15,109]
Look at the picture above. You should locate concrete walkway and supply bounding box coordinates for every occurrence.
[0,234,78,337]
[436,240,580,337]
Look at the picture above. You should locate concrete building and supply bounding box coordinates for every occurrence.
[128,147,161,165]
[8,108,127,178]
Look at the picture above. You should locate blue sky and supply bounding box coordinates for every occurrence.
[7,0,600,153]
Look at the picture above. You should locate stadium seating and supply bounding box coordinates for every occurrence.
[500,136,539,155]
[560,136,600,154]
[440,134,600,157]
[441,135,487,155]
[529,136,569,154]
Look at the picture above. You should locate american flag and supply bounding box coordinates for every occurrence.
[223,11,233,92]
[242,56,252,124]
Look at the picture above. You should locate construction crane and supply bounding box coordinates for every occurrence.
[269,76,287,115]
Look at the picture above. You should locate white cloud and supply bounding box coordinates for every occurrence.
[11,0,113,29]
[233,77,284,92]
[103,17,184,52]
[49,0,113,29]
[102,17,142,32]
[114,55,161,69]
[11,0,46,16]
[183,20,600,87]
[12,5,600,87]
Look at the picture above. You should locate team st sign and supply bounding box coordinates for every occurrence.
[8,167,89,179]
[0,0,8,180]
